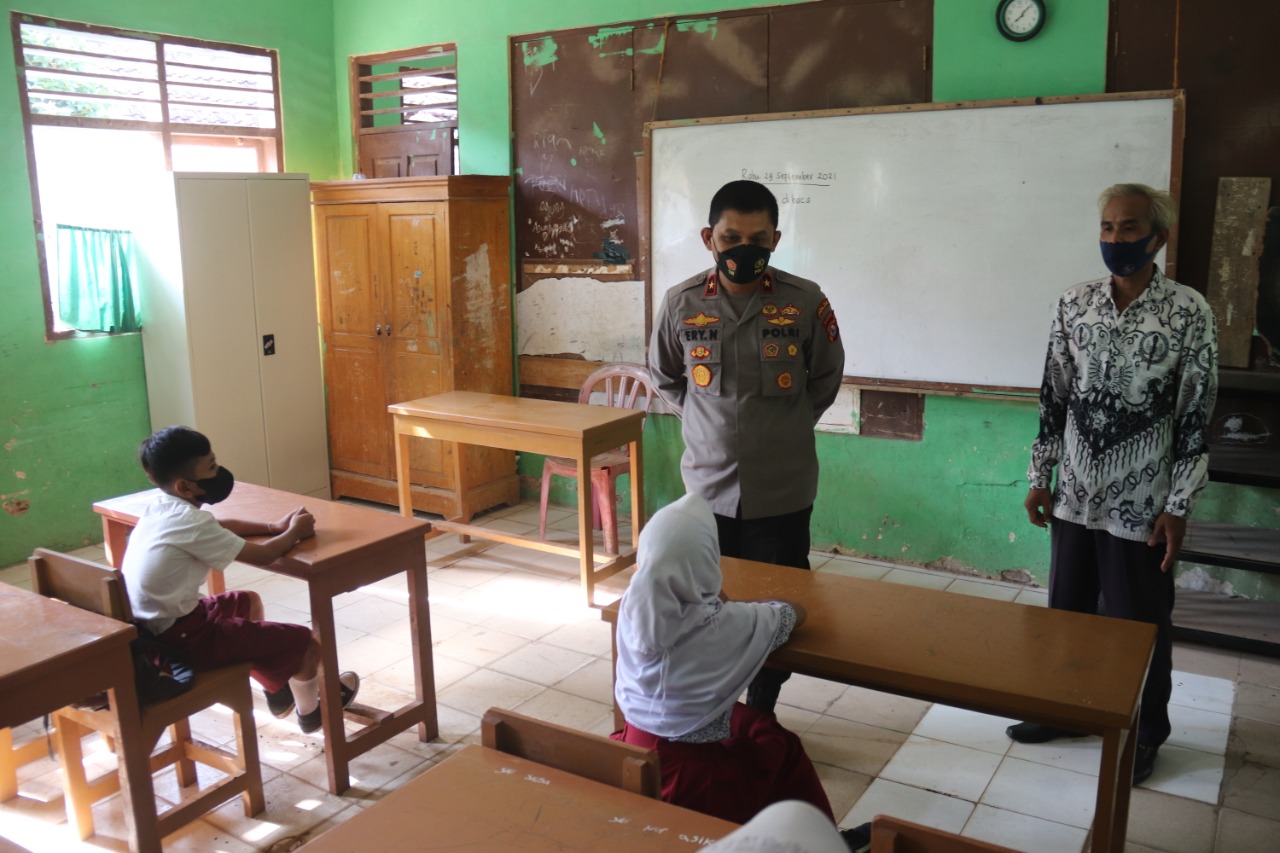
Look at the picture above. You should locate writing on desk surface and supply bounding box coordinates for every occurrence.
[498,766,721,846]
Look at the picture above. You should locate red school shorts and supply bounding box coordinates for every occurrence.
[155,590,312,693]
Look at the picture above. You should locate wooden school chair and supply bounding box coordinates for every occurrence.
[481,706,661,798]
[28,548,264,843]
[537,362,655,554]
[870,815,1020,853]
[1,725,50,802]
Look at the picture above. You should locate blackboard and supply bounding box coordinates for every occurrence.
[648,91,1185,391]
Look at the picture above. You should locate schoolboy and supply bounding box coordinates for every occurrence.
[121,426,359,733]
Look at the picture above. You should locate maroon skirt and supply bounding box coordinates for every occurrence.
[613,702,835,825]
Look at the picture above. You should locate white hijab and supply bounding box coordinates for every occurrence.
[615,493,782,737]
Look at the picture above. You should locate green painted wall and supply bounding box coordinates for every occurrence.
[6,0,1276,600]
[0,1,340,566]
[332,0,1278,595]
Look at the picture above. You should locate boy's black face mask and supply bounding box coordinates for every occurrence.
[193,466,235,505]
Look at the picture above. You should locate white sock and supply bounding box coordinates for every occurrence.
[290,675,320,715]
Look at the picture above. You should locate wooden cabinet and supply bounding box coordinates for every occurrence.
[312,176,518,518]
[137,173,329,498]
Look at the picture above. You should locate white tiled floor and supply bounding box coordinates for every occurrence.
[2,499,1279,852]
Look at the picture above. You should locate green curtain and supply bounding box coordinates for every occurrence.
[55,224,141,333]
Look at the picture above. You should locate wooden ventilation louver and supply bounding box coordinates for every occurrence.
[350,44,458,179]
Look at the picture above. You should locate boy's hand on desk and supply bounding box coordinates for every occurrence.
[286,507,315,541]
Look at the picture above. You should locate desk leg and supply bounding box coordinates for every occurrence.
[407,558,438,742]
[1092,725,1136,853]
[576,449,595,605]
[309,587,350,794]
[101,518,130,569]
[394,426,414,519]
[629,436,644,549]
[109,657,162,853]
[608,618,623,732]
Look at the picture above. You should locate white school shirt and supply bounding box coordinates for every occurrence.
[121,492,244,633]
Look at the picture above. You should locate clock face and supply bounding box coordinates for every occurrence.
[998,0,1045,41]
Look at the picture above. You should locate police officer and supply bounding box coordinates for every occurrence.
[649,179,845,713]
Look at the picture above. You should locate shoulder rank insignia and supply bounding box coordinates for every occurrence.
[787,343,799,357]
[703,273,719,297]
[763,342,780,358]
[776,371,793,389]
[817,298,831,318]
[690,345,711,360]
[684,312,720,328]
[781,303,801,317]
[760,273,775,295]
[691,364,713,387]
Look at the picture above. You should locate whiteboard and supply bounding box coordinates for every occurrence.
[649,93,1182,390]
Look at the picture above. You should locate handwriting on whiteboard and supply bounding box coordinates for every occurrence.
[740,168,836,187]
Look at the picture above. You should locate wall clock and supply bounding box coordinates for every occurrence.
[997,0,1046,42]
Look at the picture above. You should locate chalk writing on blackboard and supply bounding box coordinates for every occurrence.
[1213,413,1271,445]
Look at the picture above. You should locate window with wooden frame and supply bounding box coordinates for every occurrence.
[351,44,458,179]
[10,12,283,338]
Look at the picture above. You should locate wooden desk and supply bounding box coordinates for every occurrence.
[92,483,436,795]
[0,583,159,853]
[601,558,1157,853]
[302,743,735,851]
[390,392,646,604]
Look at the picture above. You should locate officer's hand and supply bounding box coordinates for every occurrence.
[1025,488,1053,528]
[1148,512,1186,573]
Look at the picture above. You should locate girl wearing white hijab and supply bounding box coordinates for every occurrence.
[611,493,835,825]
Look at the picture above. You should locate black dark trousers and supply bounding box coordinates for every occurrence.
[1049,518,1174,747]
[715,504,814,711]
[714,504,814,570]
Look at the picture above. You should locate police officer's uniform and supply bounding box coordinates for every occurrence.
[649,266,845,530]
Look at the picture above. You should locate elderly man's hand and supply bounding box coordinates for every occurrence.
[1025,488,1053,528]
[1148,512,1186,573]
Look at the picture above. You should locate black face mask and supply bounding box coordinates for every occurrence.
[193,466,235,505]
[715,243,771,285]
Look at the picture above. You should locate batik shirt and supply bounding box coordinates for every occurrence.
[1028,269,1218,541]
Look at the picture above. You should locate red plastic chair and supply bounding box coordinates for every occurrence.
[538,363,654,554]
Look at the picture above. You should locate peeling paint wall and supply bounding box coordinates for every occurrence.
[332,0,1280,601]
[0,0,340,567]
[516,277,646,363]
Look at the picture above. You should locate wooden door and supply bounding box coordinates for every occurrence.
[315,203,391,479]
[382,201,454,489]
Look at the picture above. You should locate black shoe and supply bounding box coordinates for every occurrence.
[297,671,361,734]
[840,822,872,853]
[1006,721,1085,744]
[264,684,295,718]
[1133,743,1158,786]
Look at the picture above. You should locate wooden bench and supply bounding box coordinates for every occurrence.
[601,557,1156,853]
